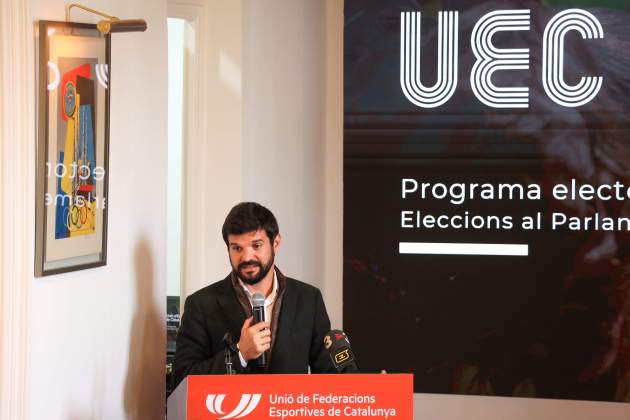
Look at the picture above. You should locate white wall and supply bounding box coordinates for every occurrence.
[241,0,327,296]
[167,17,184,298]
[0,0,32,417]
[238,0,346,329]
[28,1,167,419]
[414,393,629,420]
[177,0,244,301]
[321,0,344,332]
[179,0,345,332]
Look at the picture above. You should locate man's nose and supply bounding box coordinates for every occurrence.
[242,247,255,260]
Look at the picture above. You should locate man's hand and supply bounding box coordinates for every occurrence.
[237,316,271,361]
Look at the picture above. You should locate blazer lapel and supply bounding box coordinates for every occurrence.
[270,274,298,369]
[216,276,248,338]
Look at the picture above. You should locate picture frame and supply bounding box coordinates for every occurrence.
[35,20,111,277]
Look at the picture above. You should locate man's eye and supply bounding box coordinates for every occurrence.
[253,243,261,250]
[232,246,241,252]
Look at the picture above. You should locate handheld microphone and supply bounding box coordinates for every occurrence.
[252,292,267,368]
[324,330,359,373]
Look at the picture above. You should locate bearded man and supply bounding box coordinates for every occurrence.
[171,202,334,388]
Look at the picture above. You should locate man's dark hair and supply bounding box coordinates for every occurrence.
[222,202,279,246]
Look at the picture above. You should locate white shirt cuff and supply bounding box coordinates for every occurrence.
[238,350,248,367]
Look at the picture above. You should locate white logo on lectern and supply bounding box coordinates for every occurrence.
[206,394,262,419]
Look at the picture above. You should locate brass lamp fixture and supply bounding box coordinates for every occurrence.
[65,3,147,34]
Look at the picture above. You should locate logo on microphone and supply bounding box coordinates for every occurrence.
[324,335,332,349]
[206,394,262,419]
[334,348,352,364]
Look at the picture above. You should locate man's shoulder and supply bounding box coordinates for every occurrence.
[186,275,232,303]
[284,276,322,297]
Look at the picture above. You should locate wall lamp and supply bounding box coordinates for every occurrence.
[65,3,147,34]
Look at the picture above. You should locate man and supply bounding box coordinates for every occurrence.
[171,202,334,388]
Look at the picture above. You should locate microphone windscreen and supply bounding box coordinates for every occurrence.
[252,292,265,308]
[324,330,359,373]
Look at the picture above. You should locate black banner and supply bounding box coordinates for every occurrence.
[344,0,630,402]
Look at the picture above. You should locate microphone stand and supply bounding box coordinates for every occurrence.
[222,333,237,375]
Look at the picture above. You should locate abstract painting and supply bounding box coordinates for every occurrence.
[36,21,110,276]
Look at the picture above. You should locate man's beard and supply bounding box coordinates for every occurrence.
[234,252,274,285]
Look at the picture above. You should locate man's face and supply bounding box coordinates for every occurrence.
[227,229,280,285]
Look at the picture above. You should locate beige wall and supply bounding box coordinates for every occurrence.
[178,0,244,300]
[181,0,344,334]
[0,0,32,417]
[414,393,629,419]
[241,0,335,318]
[240,0,343,330]
[27,1,167,419]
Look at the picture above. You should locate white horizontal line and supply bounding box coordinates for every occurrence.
[399,242,529,256]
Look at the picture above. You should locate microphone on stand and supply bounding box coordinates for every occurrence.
[222,333,237,374]
[324,330,359,373]
[252,292,267,368]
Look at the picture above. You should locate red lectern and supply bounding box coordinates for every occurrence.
[167,374,413,420]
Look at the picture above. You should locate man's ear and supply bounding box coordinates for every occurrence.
[273,233,281,252]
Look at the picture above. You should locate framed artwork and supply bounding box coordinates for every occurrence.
[35,21,110,277]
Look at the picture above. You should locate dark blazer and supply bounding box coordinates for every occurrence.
[171,270,335,389]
